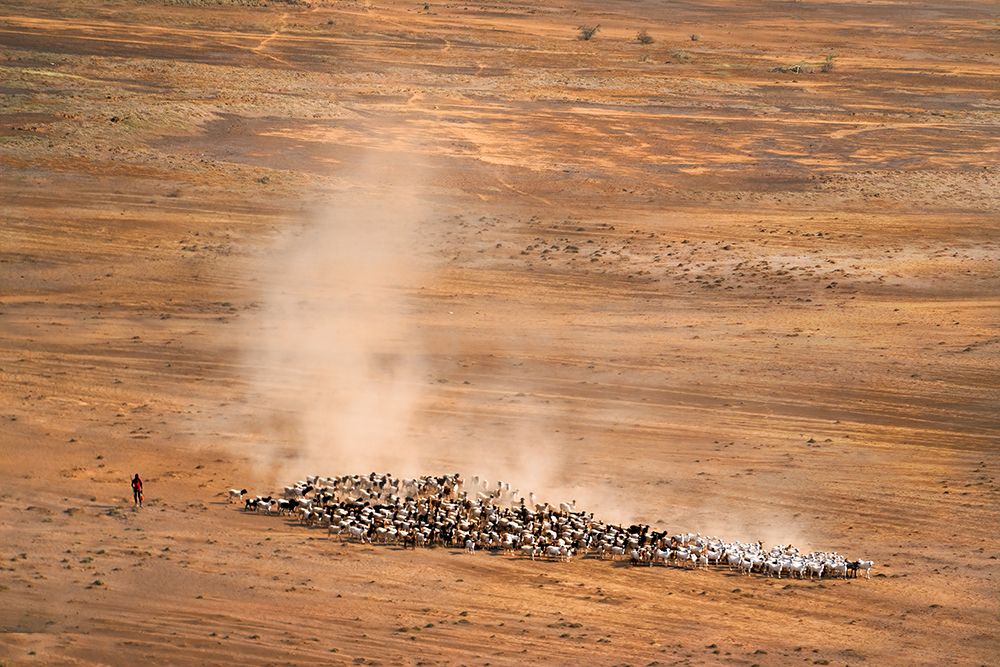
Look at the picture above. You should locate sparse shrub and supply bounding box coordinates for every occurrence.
[668,49,691,63]
[578,24,600,41]
[772,54,834,75]
[636,29,654,45]
[690,33,700,42]
[770,62,811,74]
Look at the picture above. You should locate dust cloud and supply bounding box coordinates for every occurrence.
[236,161,649,528]
[235,168,612,516]
[238,175,433,482]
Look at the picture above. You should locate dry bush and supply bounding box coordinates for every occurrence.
[578,24,600,41]
[668,49,691,63]
[771,62,812,74]
[772,54,836,75]
[636,29,654,45]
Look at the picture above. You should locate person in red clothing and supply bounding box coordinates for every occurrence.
[131,473,143,507]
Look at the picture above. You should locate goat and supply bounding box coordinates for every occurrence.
[827,562,848,578]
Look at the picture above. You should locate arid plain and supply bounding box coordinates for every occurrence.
[1,0,998,665]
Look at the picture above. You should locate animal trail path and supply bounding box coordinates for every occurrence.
[250,11,291,66]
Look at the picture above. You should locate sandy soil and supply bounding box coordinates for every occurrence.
[1,0,998,665]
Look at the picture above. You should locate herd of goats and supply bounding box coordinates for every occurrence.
[230,472,874,580]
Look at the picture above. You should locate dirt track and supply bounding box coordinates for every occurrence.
[1,1,998,665]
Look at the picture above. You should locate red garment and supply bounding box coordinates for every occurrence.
[132,478,142,491]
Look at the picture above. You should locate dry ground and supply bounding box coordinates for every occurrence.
[1,0,998,665]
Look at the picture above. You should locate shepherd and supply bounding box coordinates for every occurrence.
[131,473,143,508]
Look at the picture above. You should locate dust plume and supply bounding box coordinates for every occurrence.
[234,159,634,521]
[235,188,645,521]
[238,177,434,482]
